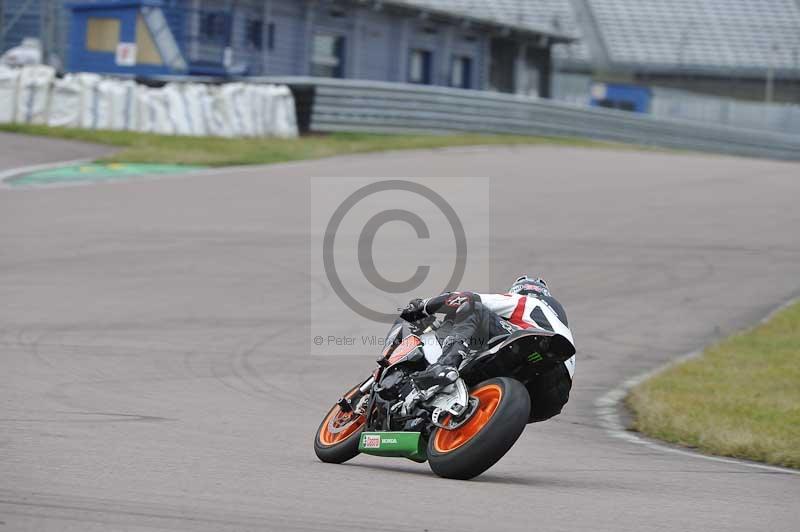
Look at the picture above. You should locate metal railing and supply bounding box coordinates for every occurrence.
[253,76,800,161]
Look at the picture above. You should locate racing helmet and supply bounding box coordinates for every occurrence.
[509,275,550,297]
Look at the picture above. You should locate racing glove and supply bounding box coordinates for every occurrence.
[400,298,427,322]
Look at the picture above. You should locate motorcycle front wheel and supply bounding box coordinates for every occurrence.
[427,377,530,480]
[314,385,366,464]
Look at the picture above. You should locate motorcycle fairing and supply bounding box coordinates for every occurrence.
[526,296,575,348]
[459,329,575,375]
[387,335,423,366]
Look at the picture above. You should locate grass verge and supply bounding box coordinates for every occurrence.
[626,300,800,469]
[0,124,620,167]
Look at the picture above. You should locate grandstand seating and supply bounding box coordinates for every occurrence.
[587,0,800,72]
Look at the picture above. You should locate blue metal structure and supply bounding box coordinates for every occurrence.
[68,1,174,76]
[589,82,652,113]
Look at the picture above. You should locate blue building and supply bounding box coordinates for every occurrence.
[1,0,573,96]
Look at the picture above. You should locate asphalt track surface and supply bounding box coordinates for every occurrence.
[1,140,799,531]
[0,132,114,171]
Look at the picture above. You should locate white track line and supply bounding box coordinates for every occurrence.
[595,297,800,475]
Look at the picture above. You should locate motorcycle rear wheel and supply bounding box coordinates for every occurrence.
[427,377,530,480]
[314,385,366,464]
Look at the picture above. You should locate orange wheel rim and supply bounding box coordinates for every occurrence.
[433,384,503,453]
[318,388,365,446]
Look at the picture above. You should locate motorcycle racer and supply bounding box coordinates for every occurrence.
[400,275,576,422]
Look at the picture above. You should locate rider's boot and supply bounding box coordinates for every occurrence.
[411,336,466,389]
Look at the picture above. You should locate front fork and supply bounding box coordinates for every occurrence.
[358,375,376,394]
[336,374,376,416]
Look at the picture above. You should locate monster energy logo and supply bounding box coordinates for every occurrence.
[527,352,543,363]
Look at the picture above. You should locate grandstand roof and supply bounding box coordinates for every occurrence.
[396,0,800,78]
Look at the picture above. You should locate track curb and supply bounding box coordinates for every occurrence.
[0,158,96,188]
[595,296,800,476]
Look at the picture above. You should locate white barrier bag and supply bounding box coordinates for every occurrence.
[246,83,265,137]
[135,85,157,133]
[163,83,194,135]
[117,80,138,131]
[1,38,43,67]
[151,88,176,135]
[182,83,210,136]
[75,73,102,129]
[17,65,54,124]
[0,66,20,123]
[48,74,82,127]
[259,85,278,136]
[136,85,175,135]
[219,82,254,137]
[251,83,275,137]
[205,85,233,137]
[94,79,118,130]
[0,66,298,137]
[97,78,137,130]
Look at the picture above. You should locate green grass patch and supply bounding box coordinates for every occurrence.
[626,301,800,469]
[0,124,621,167]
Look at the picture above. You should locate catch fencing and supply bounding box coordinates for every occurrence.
[0,65,298,137]
[553,72,800,136]
[261,76,800,161]
[649,86,800,136]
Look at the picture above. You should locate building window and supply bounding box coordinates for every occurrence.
[408,49,432,84]
[311,34,345,78]
[246,19,263,49]
[86,18,120,52]
[451,55,472,89]
[266,22,275,51]
[199,12,229,44]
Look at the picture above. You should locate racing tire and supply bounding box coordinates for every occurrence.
[314,385,366,464]
[427,377,530,480]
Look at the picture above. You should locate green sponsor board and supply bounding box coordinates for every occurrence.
[358,431,427,462]
[9,163,205,187]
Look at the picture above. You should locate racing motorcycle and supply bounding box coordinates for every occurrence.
[313,311,576,480]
